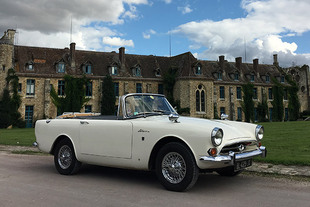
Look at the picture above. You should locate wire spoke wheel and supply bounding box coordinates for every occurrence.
[58,145,73,169]
[161,152,186,184]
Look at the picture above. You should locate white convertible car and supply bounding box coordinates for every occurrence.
[35,93,266,191]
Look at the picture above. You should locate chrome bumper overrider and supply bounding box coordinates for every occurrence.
[200,146,267,163]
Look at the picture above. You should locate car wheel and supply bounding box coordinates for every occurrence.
[54,139,81,175]
[216,166,242,176]
[155,142,199,192]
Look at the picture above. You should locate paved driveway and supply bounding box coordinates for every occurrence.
[0,153,309,207]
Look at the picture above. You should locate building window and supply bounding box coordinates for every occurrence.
[114,82,119,97]
[237,107,242,121]
[234,72,239,81]
[111,66,118,75]
[133,67,141,77]
[86,82,92,97]
[218,71,222,80]
[83,64,92,74]
[57,62,65,73]
[155,69,161,77]
[58,80,65,96]
[253,88,257,100]
[281,76,285,83]
[136,83,142,93]
[268,88,273,100]
[26,79,35,96]
[219,86,225,99]
[220,107,225,115]
[85,105,92,113]
[158,84,163,94]
[269,108,273,121]
[196,85,206,112]
[283,89,288,100]
[26,63,34,71]
[195,65,201,75]
[18,83,22,93]
[266,75,270,83]
[25,106,34,128]
[250,73,255,82]
[236,87,242,100]
[285,108,288,121]
[2,65,5,71]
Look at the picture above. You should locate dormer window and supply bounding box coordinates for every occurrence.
[266,75,270,83]
[133,66,141,77]
[155,68,161,77]
[234,72,239,81]
[111,66,118,75]
[26,63,34,71]
[57,62,65,73]
[250,73,255,82]
[218,71,222,80]
[280,75,285,83]
[83,64,92,74]
[195,65,201,75]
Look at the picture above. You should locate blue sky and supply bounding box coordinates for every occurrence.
[1,0,310,67]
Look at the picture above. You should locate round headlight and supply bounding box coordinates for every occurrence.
[211,128,223,147]
[255,125,264,140]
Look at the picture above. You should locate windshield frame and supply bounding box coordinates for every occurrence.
[119,93,178,119]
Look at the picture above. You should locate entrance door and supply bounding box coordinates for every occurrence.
[25,106,34,128]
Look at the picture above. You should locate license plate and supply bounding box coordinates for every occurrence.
[234,159,252,171]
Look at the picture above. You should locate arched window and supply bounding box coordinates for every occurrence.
[196,85,206,112]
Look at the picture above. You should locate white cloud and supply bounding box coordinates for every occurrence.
[177,5,193,14]
[102,36,134,47]
[143,29,156,39]
[163,0,172,4]
[175,0,310,66]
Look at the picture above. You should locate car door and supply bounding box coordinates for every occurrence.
[79,119,133,159]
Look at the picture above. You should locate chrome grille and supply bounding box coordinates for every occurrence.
[220,142,255,154]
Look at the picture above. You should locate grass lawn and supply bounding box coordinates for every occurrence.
[0,128,35,146]
[0,121,309,166]
[255,121,310,166]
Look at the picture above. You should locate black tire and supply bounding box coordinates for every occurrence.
[216,166,242,176]
[155,142,199,192]
[54,139,81,175]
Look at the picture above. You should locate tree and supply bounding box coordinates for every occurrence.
[163,67,178,105]
[101,75,116,115]
[0,68,24,128]
[285,75,300,121]
[241,83,254,123]
[271,77,284,122]
[257,93,268,122]
[50,75,90,115]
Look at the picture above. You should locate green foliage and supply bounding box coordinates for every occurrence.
[101,75,116,115]
[285,75,300,121]
[257,93,268,122]
[50,75,90,115]
[0,69,23,128]
[213,103,219,119]
[271,77,284,121]
[163,67,178,105]
[241,82,254,122]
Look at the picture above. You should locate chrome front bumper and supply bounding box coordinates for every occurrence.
[200,146,267,164]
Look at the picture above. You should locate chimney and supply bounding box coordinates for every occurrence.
[235,57,242,69]
[273,54,278,66]
[70,42,76,69]
[119,47,125,66]
[253,58,258,70]
[219,55,225,68]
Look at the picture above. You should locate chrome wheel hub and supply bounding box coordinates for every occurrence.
[58,145,72,169]
[161,152,186,184]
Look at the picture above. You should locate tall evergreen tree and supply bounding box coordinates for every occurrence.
[163,67,178,105]
[271,77,284,121]
[101,75,116,115]
[285,75,300,121]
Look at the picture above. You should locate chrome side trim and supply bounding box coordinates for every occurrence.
[200,146,266,163]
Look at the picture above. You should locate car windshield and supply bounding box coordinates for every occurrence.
[125,94,176,118]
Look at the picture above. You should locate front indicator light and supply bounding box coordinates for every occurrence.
[208,148,218,157]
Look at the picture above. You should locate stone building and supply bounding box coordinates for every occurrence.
[0,29,309,127]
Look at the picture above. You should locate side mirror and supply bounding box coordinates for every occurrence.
[169,114,179,123]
